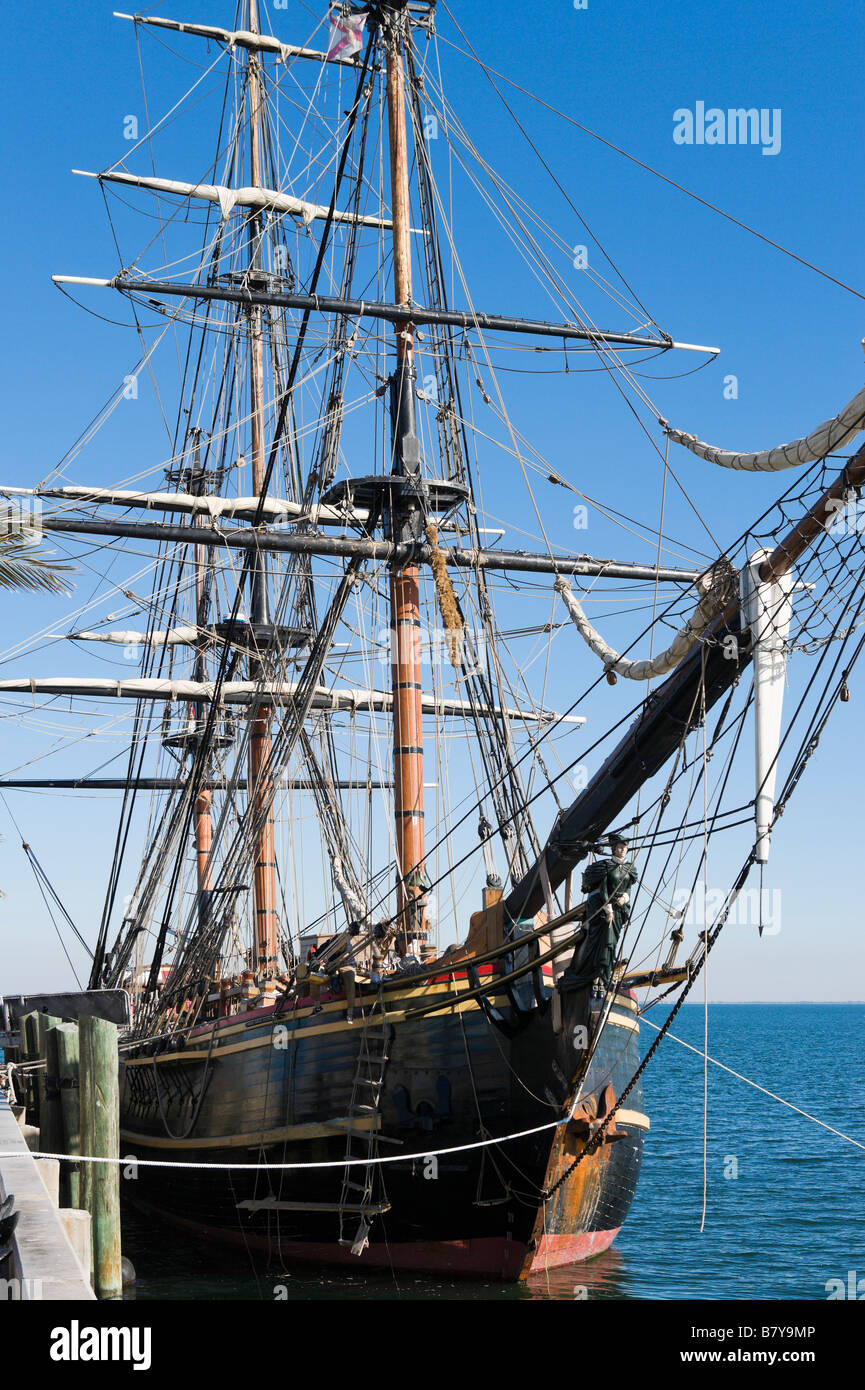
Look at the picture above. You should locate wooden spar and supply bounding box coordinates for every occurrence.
[112,12,362,67]
[190,430,214,915]
[69,173,396,231]
[759,437,865,581]
[192,753,213,903]
[385,7,427,951]
[29,512,703,582]
[0,677,585,723]
[248,0,266,512]
[0,778,393,791]
[247,0,279,979]
[60,275,719,352]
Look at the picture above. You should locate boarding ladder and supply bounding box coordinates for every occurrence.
[337,989,393,1255]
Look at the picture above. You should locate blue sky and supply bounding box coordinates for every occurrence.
[1,1,863,1000]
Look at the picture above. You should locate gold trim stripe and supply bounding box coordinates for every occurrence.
[605,1011,640,1034]
[119,1114,380,1151]
[119,1107,649,1152]
[124,995,508,1067]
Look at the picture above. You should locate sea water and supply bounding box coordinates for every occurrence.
[122,1004,865,1301]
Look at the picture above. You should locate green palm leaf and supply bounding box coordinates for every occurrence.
[0,539,75,595]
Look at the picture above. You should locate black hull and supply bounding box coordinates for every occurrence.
[119,972,647,1279]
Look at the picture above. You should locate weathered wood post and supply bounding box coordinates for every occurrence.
[19,1010,40,1124]
[36,1012,62,1153]
[79,1015,122,1299]
[79,1015,94,1249]
[54,1022,81,1208]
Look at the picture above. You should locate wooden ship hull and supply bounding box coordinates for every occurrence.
[119,966,647,1280]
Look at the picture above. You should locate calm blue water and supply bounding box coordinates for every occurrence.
[122,1004,865,1300]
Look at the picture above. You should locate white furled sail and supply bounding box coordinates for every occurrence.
[742,549,794,863]
[663,379,865,471]
[68,628,200,647]
[72,169,394,230]
[554,560,735,681]
[113,13,362,67]
[1,485,364,527]
[0,676,585,725]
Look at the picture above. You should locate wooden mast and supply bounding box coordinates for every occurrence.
[384,4,427,954]
[189,428,213,920]
[247,0,279,980]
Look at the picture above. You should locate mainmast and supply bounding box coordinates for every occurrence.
[189,429,213,924]
[383,3,428,954]
[246,0,279,982]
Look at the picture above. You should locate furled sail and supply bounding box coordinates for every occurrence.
[112,13,362,67]
[73,169,395,230]
[741,549,794,865]
[0,676,584,725]
[662,378,865,471]
[68,628,199,647]
[554,559,736,681]
[2,485,364,527]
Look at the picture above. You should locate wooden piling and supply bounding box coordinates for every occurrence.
[78,1015,94,1255]
[54,1022,81,1208]
[38,1014,64,1159]
[19,1010,40,1124]
[79,1015,122,1299]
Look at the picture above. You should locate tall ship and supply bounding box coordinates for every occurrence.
[2,1,864,1281]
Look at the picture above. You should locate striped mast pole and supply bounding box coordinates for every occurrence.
[189,427,213,925]
[383,3,428,955]
[246,0,279,982]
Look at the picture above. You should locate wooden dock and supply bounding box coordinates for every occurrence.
[0,1090,94,1300]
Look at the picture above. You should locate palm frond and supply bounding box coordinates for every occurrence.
[0,539,75,595]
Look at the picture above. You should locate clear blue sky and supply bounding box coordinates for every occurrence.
[1,1,863,1000]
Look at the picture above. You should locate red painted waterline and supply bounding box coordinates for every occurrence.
[529,1227,619,1271]
[126,1197,619,1281]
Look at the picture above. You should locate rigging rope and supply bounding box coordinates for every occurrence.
[435,29,865,305]
[663,379,865,472]
[554,558,736,683]
[424,522,463,667]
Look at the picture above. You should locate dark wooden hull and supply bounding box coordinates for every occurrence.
[119,969,647,1280]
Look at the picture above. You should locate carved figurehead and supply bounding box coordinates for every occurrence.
[560,832,638,995]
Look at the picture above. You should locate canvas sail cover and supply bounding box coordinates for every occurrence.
[664,379,865,471]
